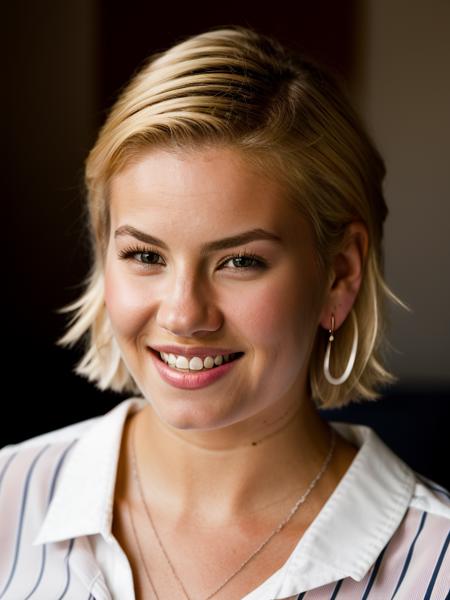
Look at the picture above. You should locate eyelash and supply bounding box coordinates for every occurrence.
[117,245,267,272]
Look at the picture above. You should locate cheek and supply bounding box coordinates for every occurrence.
[229,274,322,389]
[235,272,319,347]
[103,266,151,339]
[243,288,287,343]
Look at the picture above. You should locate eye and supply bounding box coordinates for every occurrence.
[220,250,266,271]
[117,245,267,272]
[118,245,164,268]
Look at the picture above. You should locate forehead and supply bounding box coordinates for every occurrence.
[108,145,313,245]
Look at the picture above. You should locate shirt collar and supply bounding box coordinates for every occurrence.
[32,396,147,546]
[32,398,416,594]
[269,420,416,597]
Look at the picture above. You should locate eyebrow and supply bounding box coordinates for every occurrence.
[114,225,283,254]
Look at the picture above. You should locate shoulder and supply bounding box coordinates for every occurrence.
[0,416,111,597]
[407,471,450,559]
[0,413,102,458]
[407,471,450,565]
[0,414,102,529]
[0,416,107,585]
[410,471,450,520]
[390,466,450,555]
[378,471,450,597]
[0,398,145,514]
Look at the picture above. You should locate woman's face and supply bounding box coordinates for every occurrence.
[104,145,328,432]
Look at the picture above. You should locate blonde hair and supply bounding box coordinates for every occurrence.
[56,24,410,409]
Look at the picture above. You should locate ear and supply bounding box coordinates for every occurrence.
[319,221,369,331]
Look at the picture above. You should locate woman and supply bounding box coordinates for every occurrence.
[1,25,449,600]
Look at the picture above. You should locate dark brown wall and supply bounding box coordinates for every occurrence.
[98,2,359,111]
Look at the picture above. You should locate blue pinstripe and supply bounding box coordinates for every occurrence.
[329,579,343,599]
[390,510,427,599]
[0,445,51,599]
[57,538,75,599]
[23,545,47,600]
[24,441,78,598]
[360,543,387,599]
[424,528,450,599]
[0,451,18,492]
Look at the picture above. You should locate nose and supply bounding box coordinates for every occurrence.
[156,271,222,338]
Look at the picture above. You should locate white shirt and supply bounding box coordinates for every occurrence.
[1,396,449,599]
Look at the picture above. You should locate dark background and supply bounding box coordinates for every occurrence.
[4,1,450,489]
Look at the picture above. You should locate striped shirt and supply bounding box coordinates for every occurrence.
[0,396,449,599]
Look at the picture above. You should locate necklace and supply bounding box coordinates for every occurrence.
[127,415,336,600]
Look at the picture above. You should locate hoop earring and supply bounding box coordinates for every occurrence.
[323,308,358,385]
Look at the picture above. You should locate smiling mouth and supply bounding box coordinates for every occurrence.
[149,348,245,371]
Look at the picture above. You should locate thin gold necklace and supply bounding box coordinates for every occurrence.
[127,414,336,600]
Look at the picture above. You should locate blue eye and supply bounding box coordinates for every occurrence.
[118,246,164,267]
[118,245,266,271]
[220,251,266,270]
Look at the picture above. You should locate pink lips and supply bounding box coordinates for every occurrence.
[148,348,243,390]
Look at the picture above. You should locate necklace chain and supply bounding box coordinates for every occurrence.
[126,498,161,598]
[128,415,336,600]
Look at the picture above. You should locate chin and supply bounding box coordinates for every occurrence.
[149,397,235,432]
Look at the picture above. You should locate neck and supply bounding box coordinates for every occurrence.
[120,394,339,525]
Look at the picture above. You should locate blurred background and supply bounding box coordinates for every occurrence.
[4,1,450,487]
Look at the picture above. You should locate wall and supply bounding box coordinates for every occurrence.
[355,0,450,385]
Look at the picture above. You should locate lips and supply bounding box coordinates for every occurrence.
[148,347,244,389]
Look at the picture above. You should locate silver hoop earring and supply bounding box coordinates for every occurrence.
[323,308,358,385]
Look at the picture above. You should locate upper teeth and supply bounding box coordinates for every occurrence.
[160,352,233,370]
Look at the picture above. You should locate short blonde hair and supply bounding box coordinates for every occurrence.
[56,24,409,409]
